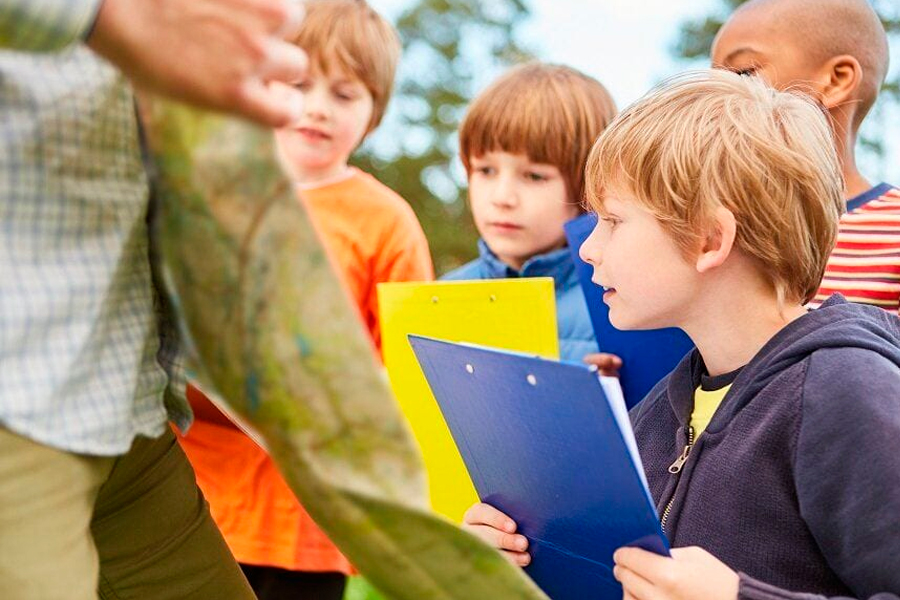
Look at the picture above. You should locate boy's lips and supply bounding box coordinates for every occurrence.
[597,282,617,301]
[295,127,331,141]
[487,221,524,232]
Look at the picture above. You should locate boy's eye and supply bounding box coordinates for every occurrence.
[732,66,758,77]
[599,215,621,229]
[334,89,357,101]
[294,80,312,91]
[525,171,548,182]
[475,166,495,176]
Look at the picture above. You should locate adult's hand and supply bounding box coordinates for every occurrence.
[87,0,308,127]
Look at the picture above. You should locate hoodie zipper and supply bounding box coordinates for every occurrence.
[660,425,694,533]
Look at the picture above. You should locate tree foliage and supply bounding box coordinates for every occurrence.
[354,0,534,274]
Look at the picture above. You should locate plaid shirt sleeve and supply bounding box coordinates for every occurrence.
[0,48,190,455]
[0,0,102,51]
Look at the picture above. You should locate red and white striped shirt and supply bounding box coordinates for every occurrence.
[811,183,900,315]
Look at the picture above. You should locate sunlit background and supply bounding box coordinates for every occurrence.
[358,0,900,273]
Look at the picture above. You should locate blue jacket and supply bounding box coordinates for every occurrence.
[631,295,900,599]
[442,240,597,362]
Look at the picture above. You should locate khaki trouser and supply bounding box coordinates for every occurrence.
[0,426,257,600]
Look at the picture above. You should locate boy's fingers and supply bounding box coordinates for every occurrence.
[502,550,532,567]
[669,546,701,560]
[583,353,623,368]
[463,503,517,533]
[583,352,623,377]
[500,531,529,552]
[614,547,672,583]
[613,565,657,600]
[465,525,528,552]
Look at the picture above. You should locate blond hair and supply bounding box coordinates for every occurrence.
[585,70,844,304]
[294,0,401,132]
[460,62,617,205]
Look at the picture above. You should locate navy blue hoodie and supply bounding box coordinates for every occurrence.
[631,295,900,599]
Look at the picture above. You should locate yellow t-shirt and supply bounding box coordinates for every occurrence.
[691,384,732,439]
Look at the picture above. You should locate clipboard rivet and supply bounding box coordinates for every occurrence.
[465,364,475,374]
[489,294,497,302]
[526,374,537,386]
[431,296,439,304]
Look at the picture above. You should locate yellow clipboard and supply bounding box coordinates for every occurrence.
[377,278,559,521]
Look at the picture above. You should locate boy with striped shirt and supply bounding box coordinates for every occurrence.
[812,183,900,311]
[712,0,900,314]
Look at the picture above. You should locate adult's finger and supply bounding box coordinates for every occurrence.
[275,0,306,38]
[235,78,304,127]
[256,38,309,84]
[221,0,304,36]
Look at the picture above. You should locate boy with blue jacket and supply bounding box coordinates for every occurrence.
[464,70,900,599]
[442,63,617,362]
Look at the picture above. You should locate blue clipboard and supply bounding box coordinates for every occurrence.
[564,213,694,407]
[409,335,669,600]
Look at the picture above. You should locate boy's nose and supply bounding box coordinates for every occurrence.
[490,177,519,208]
[303,89,330,120]
[579,224,603,266]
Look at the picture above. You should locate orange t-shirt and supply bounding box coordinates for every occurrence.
[178,168,434,572]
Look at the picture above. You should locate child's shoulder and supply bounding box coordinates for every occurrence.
[794,345,900,478]
[347,169,410,208]
[849,182,900,214]
[793,300,900,400]
[440,258,487,281]
[803,344,899,400]
[323,168,422,227]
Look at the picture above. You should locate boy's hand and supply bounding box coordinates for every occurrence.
[583,352,623,377]
[613,546,739,600]
[462,503,531,567]
[88,0,308,127]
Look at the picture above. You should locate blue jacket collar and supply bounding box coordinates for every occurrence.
[477,239,576,288]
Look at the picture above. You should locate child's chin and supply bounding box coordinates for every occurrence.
[607,312,632,331]
[608,310,649,332]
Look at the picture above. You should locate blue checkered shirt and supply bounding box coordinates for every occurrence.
[0,0,190,455]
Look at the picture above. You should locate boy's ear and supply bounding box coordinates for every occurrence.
[695,206,736,274]
[818,54,863,111]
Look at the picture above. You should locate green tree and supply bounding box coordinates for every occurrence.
[354,0,534,274]
[672,0,899,174]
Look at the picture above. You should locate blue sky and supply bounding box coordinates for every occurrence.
[370,0,900,185]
